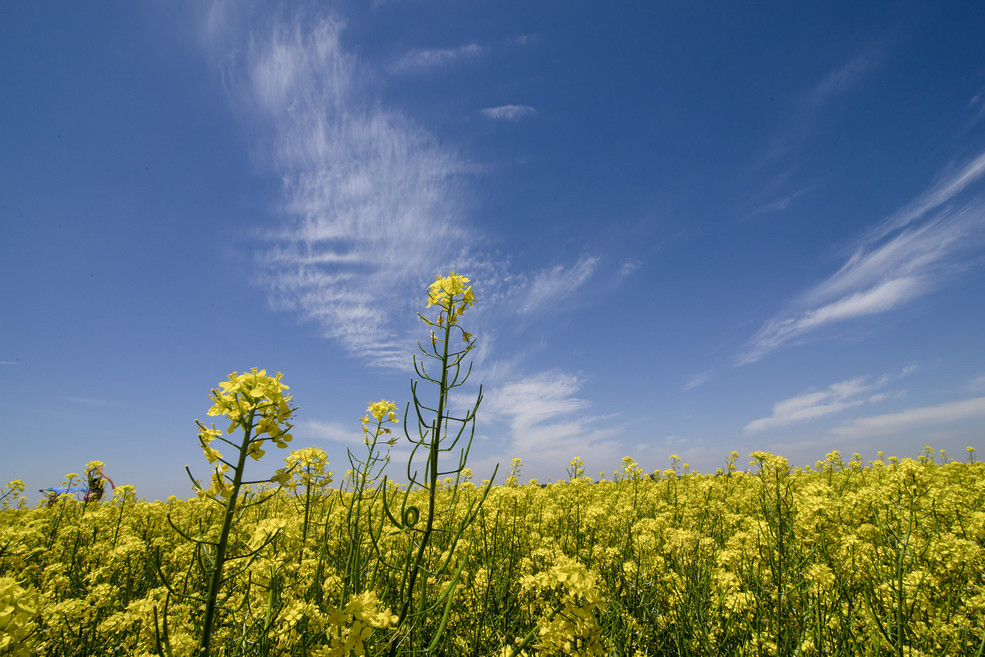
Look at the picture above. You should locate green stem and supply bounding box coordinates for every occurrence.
[197,408,256,657]
[389,302,453,653]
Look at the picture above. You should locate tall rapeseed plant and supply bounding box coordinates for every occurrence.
[158,368,296,657]
[376,271,498,655]
[339,400,398,602]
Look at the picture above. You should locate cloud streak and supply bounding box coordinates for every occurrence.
[480,105,536,121]
[519,256,598,314]
[205,6,471,367]
[480,370,621,477]
[745,373,904,434]
[828,396,985,440]
[748,186,812,217]
[684,370,713,391]
[740,150,985,364]
[758,43,886,168]
[392,44,485,73]
[806,45,885,110]
[966,85,985,130]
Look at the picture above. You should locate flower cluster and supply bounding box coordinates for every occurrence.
[361,400,398,431]
[312,591,398,657]
[284,447,333,494]
[424,271,475,326]
[520,556,605,656]
[206,368,294,441]
[361,399,398,446]
[0,480,26,510]
[193,369,296,499]
[0,577,37,657]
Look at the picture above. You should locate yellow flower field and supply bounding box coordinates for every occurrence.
[3,449,984,656]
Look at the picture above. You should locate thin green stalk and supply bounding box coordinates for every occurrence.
[197,408,256,657]
[392,307,452,634]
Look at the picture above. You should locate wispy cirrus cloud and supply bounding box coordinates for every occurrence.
[684,370,713,391]
[204,5,471,368]
[806,45,885,109]
[519,256,597,314]
[480,105,536,121]
[748,186,813,217]
[618,259,641,277]
[964,85,985,130]
[486,371,591,430]
[739,150,985,364]
[467,255,600,317]
[828,396,985,440]
[478,370,621,479]
[744,371,909,434]
[852,150,985,246]
[392,44,485,74]
[758,42,886,167]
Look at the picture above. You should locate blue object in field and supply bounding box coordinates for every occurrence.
[41,486,86,496]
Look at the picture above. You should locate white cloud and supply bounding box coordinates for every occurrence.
[740,150,985,364]
[829,397,985,440]
[850,150,985,249]
[466,254,600,318]
[519,256,598,314]
[746,377,868,434]
[967,375,985,392]
[806,45,885,109]
[741,278,923,364]
[966,85,985,129]
[485,371,590,431]
[480,105,536,121]
[392,44,485,73]
[867,391,907,404]
[684,370,713,391]
[618,259,641,276]
[205,6,472,368]
[744,369,916,434]
[748,187,812,217]
[757,43,886,167]
[477,370,621,479]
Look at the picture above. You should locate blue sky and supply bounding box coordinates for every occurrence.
[4,1,985,501]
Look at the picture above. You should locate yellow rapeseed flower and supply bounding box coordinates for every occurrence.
[361,400,398,435]
[0,577,37,657]
[425,271,475,325]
